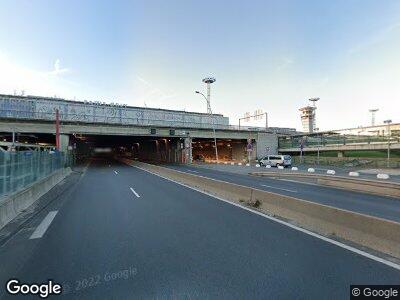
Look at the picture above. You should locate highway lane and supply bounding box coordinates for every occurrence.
[165,164,400,223]
[1,158,399,299]
[195,162,400,183]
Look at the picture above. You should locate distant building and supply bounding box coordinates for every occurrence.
[299,106,316,133]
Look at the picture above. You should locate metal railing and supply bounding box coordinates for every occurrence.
[279,135,400,149]
[0,151,72,197]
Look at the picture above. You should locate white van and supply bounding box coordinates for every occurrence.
[259,155,292,167]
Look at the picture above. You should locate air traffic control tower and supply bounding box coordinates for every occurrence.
[299,106,316,133]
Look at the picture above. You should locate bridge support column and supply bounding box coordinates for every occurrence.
[257,133,278,158]
[59,134,70,153]
[184,137,192,164]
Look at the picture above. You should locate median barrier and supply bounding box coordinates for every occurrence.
[349,172,360,177]
[377,174,390,180]
[0,167,72,230]
[249,171,400,198]
[122,160,400,258]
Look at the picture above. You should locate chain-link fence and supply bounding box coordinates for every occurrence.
[0,151,72,197]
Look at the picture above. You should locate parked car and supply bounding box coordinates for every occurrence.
[259,155,292,167]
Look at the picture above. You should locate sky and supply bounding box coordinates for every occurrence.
[0,0,399,131]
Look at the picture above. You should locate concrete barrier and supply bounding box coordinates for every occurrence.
[0,168,71,230]
[327,170,336,175]
[249,171,400,198]
[349,172,360,177]
[377,174,390,180]
[125,160,400,258]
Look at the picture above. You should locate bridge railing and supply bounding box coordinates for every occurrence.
[0,151,72,197]
[279,134,400,149]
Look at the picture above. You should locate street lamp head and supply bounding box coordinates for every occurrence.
[384,119,392,124]
[195,91,200,94]
[202,77,216,84]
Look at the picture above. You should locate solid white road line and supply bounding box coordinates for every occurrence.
[130,187,140,198]
[261,184,297,193]
[187,170,199,173]
[29,211,58,239]
[131,164,400,271]
[114,170,118,175]
[277,178,320,187]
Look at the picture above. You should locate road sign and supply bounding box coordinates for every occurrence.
[247,142,253,152]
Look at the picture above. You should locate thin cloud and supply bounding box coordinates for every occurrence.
[136,75,177,106]
[0,52,80,98]
[277,57,294,71]
[348,22,400,54]
[49,59,69,75]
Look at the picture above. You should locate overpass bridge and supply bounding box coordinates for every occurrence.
[279,133,400,155]
[0,94,295,162]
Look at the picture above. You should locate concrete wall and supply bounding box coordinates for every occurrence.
[0,94,229,129]
[0,168,71,230]
[0,120,266,140]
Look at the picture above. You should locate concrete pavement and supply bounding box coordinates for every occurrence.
[1,158,399,299]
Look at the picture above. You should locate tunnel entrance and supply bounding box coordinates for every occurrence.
[0,131,250,165]
[191,138,248,163]
[73,135,184,163]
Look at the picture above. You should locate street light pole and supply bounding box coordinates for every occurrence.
[196,78,218,162]
[384,119,392,167]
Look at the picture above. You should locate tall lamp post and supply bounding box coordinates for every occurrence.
[384,119,392,167]
[309,97,319,132]
[195,77,218,162]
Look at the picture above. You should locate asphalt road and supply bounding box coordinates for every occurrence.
[165,164,400,223]
[1,158,399,299]
[194,162,400,183]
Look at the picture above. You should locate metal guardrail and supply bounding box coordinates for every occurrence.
[0,151,72,197]
[0,109,296,134]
